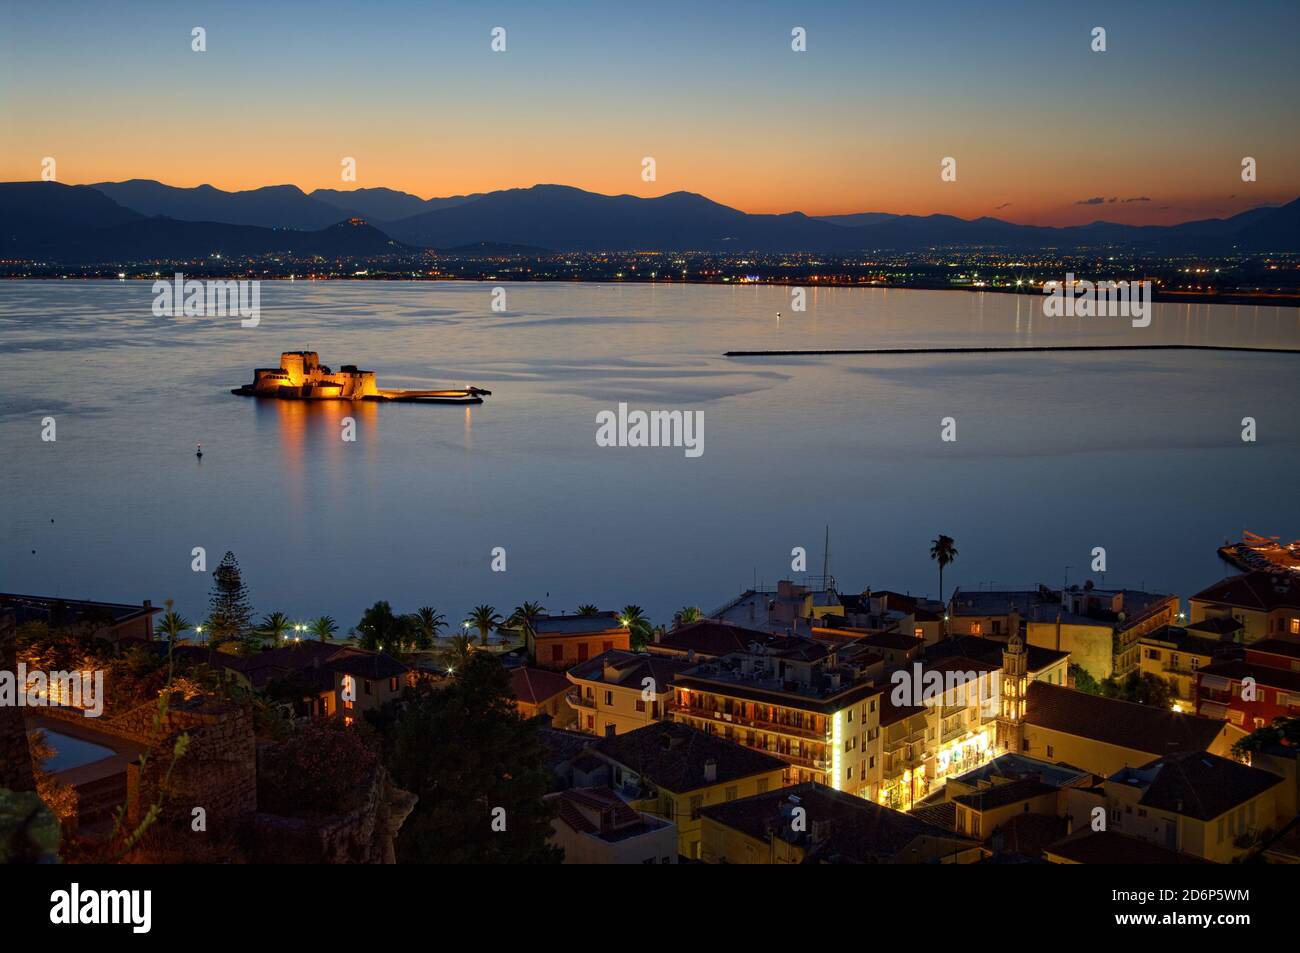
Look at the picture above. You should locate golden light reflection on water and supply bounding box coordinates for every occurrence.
[254,398,380,515]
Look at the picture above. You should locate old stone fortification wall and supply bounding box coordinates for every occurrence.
[40,694,258,829]
[38,694,416,862]
[249,759,416,864]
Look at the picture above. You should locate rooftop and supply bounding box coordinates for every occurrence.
[951,777,1059,812]
[1247,638,1300,662]
[1192,572,1300,612]
[1110,751,1284,821]
[1140,623,1242,659]
[533,612,629,636]
[925,635,1068,674]
[1045,828,1215,865]
[510,666,573,705]
[1199,658,1300,692]
[1024,682,1225,756]
[546,786,671,842]
[0,592,159,630]
[593,721,785,794]
[701,782,977,863]
[566,650,692,692]
[650,620,794,658]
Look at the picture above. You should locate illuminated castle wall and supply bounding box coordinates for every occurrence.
[251,351,379,399]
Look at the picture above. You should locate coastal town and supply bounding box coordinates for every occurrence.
[3,543,1298,866]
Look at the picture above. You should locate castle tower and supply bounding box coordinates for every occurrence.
[996,629,1028,755]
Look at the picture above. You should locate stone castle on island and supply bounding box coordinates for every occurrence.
[232,351,489,404]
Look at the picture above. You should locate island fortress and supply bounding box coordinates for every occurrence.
[232,351,490,404]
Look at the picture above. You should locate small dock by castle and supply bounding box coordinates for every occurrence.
[231,351,491,404]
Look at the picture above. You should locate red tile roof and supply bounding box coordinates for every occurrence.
[1192,572,1300,613]
[510,666,573,705]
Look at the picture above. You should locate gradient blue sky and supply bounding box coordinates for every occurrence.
[2,0,1297,223]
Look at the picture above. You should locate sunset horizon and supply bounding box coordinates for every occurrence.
[16,173,1300,229]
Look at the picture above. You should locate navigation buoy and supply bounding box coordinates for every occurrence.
[196,443,203,459]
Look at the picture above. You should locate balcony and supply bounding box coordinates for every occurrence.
[672,703,829,743]
[565,689,595,710]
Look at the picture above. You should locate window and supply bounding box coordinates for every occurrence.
[363,679,373,696]
[690,795,704,820]
[970,622,983,635]
[869,756,875,769]
[603,640,614,652]
[578,643,589,662]
[389,676,399,692]
[992,620,1002,635]
[725,786,737,801]
[604,690,613,706]
[586,715,594,730]
[914,626,924,638]
[847,709,854,723]
[635,699,646,712]
[1291,618,1299,635]
[757,778,769,794]
[869,700,876,713]
[343,699,354,711]
[552,645,563,662]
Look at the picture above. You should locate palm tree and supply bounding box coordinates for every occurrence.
[257,611,292,645]
[155,600,191,643]
[309,615,338,642]
[576,604,599,617]
[409,606,446,651]
[930,535,959,603]
[619,604,654,651]
[508,601,546,648]
[675,606,700,627]
[466,604,502,646]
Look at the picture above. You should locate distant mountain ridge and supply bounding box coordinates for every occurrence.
[1,179,1297,261]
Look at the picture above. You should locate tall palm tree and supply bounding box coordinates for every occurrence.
[508,601,546,648]
[930,535,959,603]
[155,600,191,643]
[619,604,654,651]
[576,604,599,617]
[466,604,502,646]
[409,606,446,651]
[258,611,292,645]
[309,615,338,642]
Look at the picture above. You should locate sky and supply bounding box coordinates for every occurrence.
[2,0,1298,225]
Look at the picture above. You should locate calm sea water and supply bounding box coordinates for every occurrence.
[2,280,1298,631]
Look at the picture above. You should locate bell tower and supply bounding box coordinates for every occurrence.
[996,629,1027,755]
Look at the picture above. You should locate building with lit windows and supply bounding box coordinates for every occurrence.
[1195,638,1300,739]
[527,612,631,671]
[671,637,886,797]
[565,650,691,736]
[1189,572,1300,643]
[699,782,981,864]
